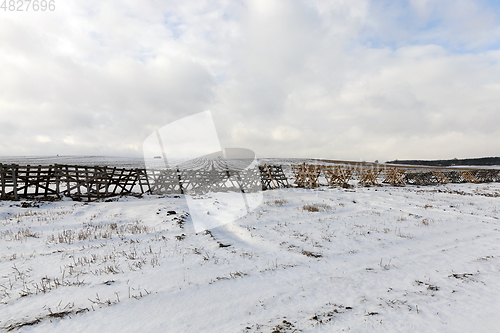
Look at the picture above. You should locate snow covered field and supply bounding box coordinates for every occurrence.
[1,183,499,332]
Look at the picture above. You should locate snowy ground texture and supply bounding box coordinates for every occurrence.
[1,183,500,332]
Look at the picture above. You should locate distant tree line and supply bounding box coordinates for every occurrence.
[385,157,500,166]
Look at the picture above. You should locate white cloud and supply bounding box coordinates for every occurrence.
[0,0,499,161]
[36,135,52,143]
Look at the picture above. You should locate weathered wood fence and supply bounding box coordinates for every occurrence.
[0,164,149,201]
[147,167,269,195]
[0,163,289,201]
[260,165,289,190]
[290,164,500,188]
[1,162,498,201]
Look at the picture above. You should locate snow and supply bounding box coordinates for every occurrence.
[1,183,499,332]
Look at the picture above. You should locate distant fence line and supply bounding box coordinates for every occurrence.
[290,164,500,188]
[0,162,499,201]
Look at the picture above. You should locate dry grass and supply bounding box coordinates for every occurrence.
[265,199,288,206]
[2,306,90,331]
[301,250,322,258]
[420,218,433,226]
[1,228,39,241]
[302,203,332,212]
[7,209,73,224]
[46,220,149,244]
[395,228,413,239]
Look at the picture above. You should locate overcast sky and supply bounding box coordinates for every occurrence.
[1,0,500,161]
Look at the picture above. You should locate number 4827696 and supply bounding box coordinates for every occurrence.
[1,0,55,11]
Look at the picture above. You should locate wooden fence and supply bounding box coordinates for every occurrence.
[0,164,149,201]
[289,164,500,188]
[259,164,289,190]
[0,163,289,201]
[146,167,265,195]
[1,162,499,201]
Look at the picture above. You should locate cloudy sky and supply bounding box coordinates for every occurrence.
[1,0,500,161]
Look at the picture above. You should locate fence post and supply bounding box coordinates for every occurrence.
[55,164,60,196]
[35,165,41,195]
[0,164,5,200]
[24,165,30,196]
[12,166,18,200]
[264,164,277,189]
[176,168,184,194]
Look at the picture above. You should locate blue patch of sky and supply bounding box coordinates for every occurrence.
[89,31,104,46]
[162,13,183,40]
[359,0,500,54]
[215,74,227,84]
[443,41,500,55]
[137,49,156,64]
[483,0,500,11]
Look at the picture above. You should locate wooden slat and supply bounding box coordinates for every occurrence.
[461,171,479,183]
[0,164,5,200]
[432,171,449,184]
[322,165,355,187]
[382,168,406,186]
[12,167,18,200]
[291,164,321,188]
[358,168,382,187]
